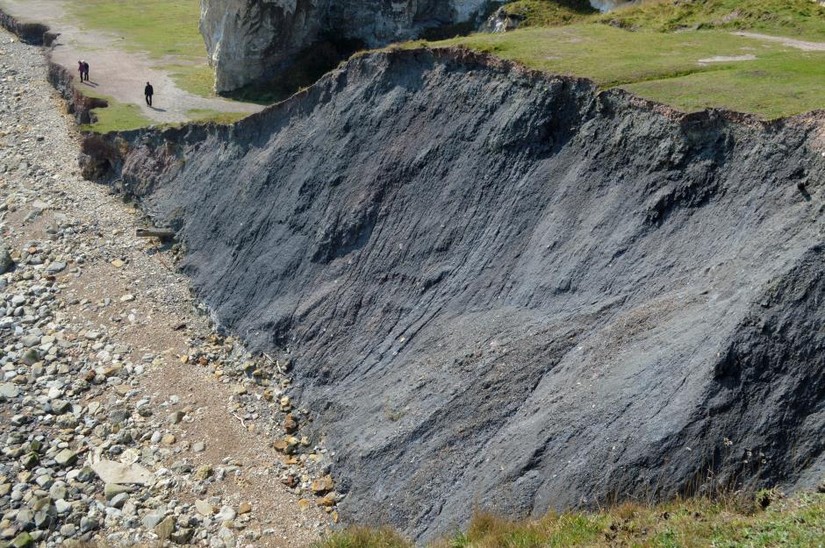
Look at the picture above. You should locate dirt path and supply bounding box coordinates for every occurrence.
[733,31,825,52]
[0,0,263,124]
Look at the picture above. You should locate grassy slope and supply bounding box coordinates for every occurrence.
[321,491,825,547]
[423,0,825,119]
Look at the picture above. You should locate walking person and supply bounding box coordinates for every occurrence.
[81,61,89,82]
[144,82,154,106]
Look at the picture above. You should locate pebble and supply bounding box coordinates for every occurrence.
[44,261,66,273]
[53,449,77,467]
[216,506,236,523]
[0,383,19,399]
[195,499,215,516]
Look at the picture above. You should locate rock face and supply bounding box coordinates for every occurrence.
[86,48,825,540]
[590,0,633,12]
[200,0,494,92]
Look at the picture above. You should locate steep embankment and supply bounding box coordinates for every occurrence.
[84,48,825,540]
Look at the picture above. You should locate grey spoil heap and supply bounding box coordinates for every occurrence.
[85,48,825,540]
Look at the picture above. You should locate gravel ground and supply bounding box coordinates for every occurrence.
[0,27,334,548]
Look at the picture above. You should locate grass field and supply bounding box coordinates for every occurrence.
[320,490,825,547]
[425,21,825,118]
[78,104,246,133]
[64,0,212,96]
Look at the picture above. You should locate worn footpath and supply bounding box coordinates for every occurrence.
[0,27,335,548]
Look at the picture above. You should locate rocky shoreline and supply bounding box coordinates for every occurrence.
[0,25,334,548]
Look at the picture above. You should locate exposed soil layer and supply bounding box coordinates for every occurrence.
[85,47,825,540]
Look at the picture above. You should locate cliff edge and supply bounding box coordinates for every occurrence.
[85,48,825,540]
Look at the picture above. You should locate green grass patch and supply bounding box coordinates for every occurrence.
[64,0,204,58]
[163,64,215,97]
[427,23,825,118]
[623,51,825,119]
[320,491,825,547]
[317,526,412,548]
[448,511,607,547]
[82,100,152,134]
[186,109,250,125]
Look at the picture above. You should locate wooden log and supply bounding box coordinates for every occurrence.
[135,227,175,239]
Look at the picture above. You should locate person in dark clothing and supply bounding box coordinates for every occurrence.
[81,61,89,82]
[144,82,154,106]
[78,60,85,82]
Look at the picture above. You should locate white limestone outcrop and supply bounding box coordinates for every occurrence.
[200,0,493,93]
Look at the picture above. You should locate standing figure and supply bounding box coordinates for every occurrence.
[78,60,85,82]
[144,82,154,106]
[81,61,90,82]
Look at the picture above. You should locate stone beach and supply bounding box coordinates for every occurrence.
[0,27,335,547]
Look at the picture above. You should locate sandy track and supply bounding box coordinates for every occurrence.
[0,0,263,124]
[733,31,825,52]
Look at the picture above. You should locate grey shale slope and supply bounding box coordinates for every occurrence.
[85,48,825,540]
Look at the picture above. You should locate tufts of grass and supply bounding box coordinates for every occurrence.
[321,491,825,548]
[185,109,250,125]
[318,526,412,548]
[445,511,607,547]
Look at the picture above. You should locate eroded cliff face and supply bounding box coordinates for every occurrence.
[86,48,825,540]
[200,0,494,92]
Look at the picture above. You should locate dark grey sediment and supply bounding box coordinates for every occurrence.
[81,47,825,540]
